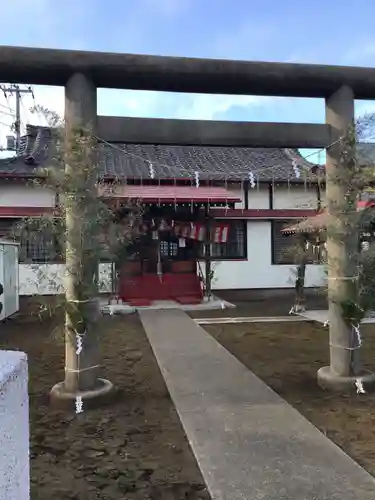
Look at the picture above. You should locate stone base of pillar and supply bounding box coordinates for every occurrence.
[49,378,115,411]
[317,366,375,393]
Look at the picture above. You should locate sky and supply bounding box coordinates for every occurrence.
[2,0,375,162]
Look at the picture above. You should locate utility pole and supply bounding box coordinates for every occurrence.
[0,84,34,153]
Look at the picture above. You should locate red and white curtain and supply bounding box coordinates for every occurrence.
[140,219,230,243]
[174,222,230,243]
[211,223,229,243]
[174,223,193,239]
[189,223,206,241]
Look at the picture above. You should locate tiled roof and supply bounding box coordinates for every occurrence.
[0,124,321,182]
[282,212,329,234]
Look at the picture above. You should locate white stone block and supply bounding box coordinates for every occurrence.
[0,350,29,500]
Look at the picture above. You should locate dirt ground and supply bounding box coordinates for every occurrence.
[206,320,375,477]
[0,312,210,500]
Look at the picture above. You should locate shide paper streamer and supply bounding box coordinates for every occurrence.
[194,171,200,188]
[248,171,256,188]
[74,331,86,413]
[148,163,155,179]
[292,159,301,179]
[355,379,366,394]
[75,396,84,414]
[75,332,84,355]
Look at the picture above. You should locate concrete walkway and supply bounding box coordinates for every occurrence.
[139,309,375,500]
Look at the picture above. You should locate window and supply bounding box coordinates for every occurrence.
[200,220,247,259]
[0,217,62,263]
[19,226,61,263]
[160,240,178,257]
[0,219,15,239]
[271,220,321,265]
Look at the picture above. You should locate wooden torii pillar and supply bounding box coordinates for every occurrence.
[50,73,114,407]
[318,86,375,391]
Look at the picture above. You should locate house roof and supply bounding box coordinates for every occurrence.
[282,212,329,234]
[283,202,375,235]
[0,124,321,182]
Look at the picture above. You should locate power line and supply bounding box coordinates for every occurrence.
[0,109,14,118]
[0,84,34,153]
[0,102,15,113]
[19,95,31,135]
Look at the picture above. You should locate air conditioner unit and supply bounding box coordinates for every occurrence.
[6,135,16,151]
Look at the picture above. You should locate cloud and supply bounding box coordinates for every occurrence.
[341,42,375,65]
[0,5,282,143]
[0,7,313,150]
[0,84,274,154]
[92,16,278,125]
[177,94,272,120]
[99,89,272,121]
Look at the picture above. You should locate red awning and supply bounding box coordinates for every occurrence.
[100,185,241,203]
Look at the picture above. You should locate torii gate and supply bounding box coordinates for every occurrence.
[0,45,374,395]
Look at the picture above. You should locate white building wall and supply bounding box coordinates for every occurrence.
[226,186,245,209]
[247,186,270,208]
[207,221,325,290]
[0,182,327,212]
[225,184,324,211]
[273,184,320,210]
[0,184,55,208]
[0,183,270,212]
[211,185,269,211]
[0,350,29,500]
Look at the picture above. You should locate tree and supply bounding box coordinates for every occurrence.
[289,234,311,314]
[287,169,325,315]
[14,107,142,408]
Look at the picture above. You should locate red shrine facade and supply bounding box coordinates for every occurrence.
[110,185,241,306]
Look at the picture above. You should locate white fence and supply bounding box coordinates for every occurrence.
[19,263,113,296]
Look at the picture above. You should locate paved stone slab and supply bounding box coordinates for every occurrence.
[195,316,307,325]
[139,308,375,500]
[101,297,234,315]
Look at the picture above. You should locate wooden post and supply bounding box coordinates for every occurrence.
[204,206,212,299]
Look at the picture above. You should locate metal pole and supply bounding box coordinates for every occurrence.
[15,86,20,153]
